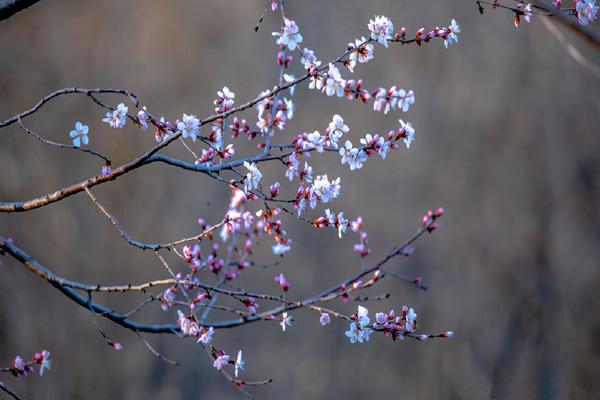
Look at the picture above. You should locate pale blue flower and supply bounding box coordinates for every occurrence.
[69,121,89,147]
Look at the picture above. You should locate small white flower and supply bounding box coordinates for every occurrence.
[213,353,230,370]
[280,312,293,331]
[339,140,367,171]
[399,119,416,148]
[272,242,291,255]
[102,103,128,129]
[137,106,149,130]
[324,64,346,97]
[301,48,321,70]
[243,162,262,194]
[69,121,89,147]
[576,0,598,25]
[357,305,370,328]
[348,37,375,71]
[397,89,415,113]
[197,327,215,344]
[177,113,200,142]
[320,313,331,326]
[368,15,394,48]
[234,350,244,377]
[445,19,461,48]
[273,18,303,50]
[326,114,349,149]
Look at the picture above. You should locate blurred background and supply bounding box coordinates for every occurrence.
[1,1,600,399]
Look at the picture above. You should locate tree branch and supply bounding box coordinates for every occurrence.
[0,0,41,22]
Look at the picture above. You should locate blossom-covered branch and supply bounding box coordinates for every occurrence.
[0,5,461,396]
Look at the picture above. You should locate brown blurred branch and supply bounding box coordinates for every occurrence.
[531,0,600,48]
[0,0,41,22]
[476,0,600,49]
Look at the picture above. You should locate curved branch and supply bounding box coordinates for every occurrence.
[0,0,41,22]
[0,87,138,128]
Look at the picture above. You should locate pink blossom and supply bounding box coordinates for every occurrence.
[213,352,230,370]
[274,273,289,291]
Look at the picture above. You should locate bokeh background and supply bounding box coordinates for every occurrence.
[1,1,600,399]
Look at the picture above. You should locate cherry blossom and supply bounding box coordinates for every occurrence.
[345,322,373,344]
[326,114,349,149]
[357,305,370,327]
[368,15,394,47]
[445,19,461,48]
[325,209,348,238]
[243,162,262,194]
[319,313,331,326]
[280,312,293,331]
[197,327,215,344]
[137,106,149,130]
[301,48,321,70]
[273,18,303,51]
[270,182,281,197]
[102,102,128,128]
[235,350,244,377]
[399,119,416,148]
[347,37,375,72]
[274,273,290,291]
[33,350,51,376]
[69,121,89,147]
[576,0,598,25]
[213,352,230,370]
[216,87,235,112]
[339,140,367,171]
[272,242,291,256]
[309,174,341,208]
[100,163,112,176]
[324,63,346,97]
[11,355,33,377]
[177,113,200,142]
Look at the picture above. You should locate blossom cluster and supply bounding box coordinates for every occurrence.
[9,350,51,377]
[46,9,460,392]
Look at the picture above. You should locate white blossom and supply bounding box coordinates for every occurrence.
[273,18,303,50]
[368,15,394,48]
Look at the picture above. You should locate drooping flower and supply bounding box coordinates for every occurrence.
[33,350,51,376]
[102,103,128,128]
[137,106,149,130]
[235,350,244,377]
[213,352,230,370]
[69,121,89,147]
[399,119,416,148]
[274,273,290,291]
[273,18,303,50]
[445,19,461,48]
[272,242,291,255]
[280,312,293,331]
[368,15,394,47]
[326,114,349,149]
[324,63,346,97]
[197,327,215,344]
[243,162,262,194]
[320,313,331,326]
